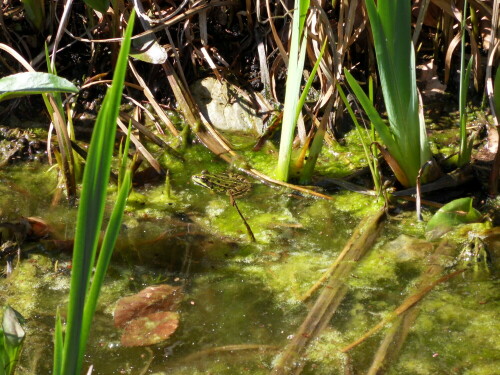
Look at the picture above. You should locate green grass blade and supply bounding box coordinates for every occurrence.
[118,121,133,190]
[344,69,398,154]
[337,83,380,192]
[295,39,328,125]
[60,11,135,375]
[458,56,473,166]
[80,125,133,362]
[276,0,310,181]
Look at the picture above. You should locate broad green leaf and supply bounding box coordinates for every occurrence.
[0,72,78,102]
[2,307,25,348]
[426,197,482,236]
[83,0,109,13]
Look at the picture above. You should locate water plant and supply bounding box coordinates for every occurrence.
[457,0,475,167]
[337,82,382,195]
[0,306,25,375]
[276,0,310,182]
[0,44,80,203]
[52,11,135,375]
[344,0,436,188]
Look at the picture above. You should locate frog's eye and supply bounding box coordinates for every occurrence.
[201,169,208,174]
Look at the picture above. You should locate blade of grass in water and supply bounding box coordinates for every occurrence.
[457,0,474,167]
[276,0,310,181]
[58,11,135,375]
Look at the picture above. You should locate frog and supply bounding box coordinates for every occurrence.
[191,170,252,199]
[191,170,255,242]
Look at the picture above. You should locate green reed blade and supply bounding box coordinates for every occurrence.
[276,0,310,181]
[59,11,135,375]
[346,0,432,186]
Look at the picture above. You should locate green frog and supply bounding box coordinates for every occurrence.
[191,171,252,199]
[191,170,255,242]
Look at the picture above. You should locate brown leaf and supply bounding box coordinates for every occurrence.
[120,311,179,347]
[114,284,183,328]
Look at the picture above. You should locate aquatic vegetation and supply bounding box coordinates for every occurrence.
[0,306,25,375]
[345,0,434,187]
[53,12,135,375]
[276,0,310,182]
[0,1,498,374]
[457,1,475,167]
[426,197,483,239]
[0,72,77,102]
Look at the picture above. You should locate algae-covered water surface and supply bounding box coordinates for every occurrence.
[0,136,499,375]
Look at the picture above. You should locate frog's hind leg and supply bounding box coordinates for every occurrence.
[229,194,256,242]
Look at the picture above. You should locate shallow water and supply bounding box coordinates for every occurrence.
[0,139,499,374]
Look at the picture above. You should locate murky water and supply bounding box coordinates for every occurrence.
[1,139,499,374]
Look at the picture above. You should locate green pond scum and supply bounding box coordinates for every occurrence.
[0,130,498,374]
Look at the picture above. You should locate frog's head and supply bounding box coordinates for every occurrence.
[191,170,211,188]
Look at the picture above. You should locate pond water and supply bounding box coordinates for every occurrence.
[0,135,499,375]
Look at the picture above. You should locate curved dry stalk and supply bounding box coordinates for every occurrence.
[119,112,184,160]
[265,0,290,66]
[64,1,235,44]
[485,33,500,123]
[50,0,73,69]
[444,32,463,84]
[128,61,179,136]
[116,118,163,174]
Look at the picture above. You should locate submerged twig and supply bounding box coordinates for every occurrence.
[341,267,466,353]
[270,208,386,375]
[366,239,458,375]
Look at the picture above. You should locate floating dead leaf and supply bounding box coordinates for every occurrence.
[26,216,51,238]
[114,284,183,328]
[120,311,179,347]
